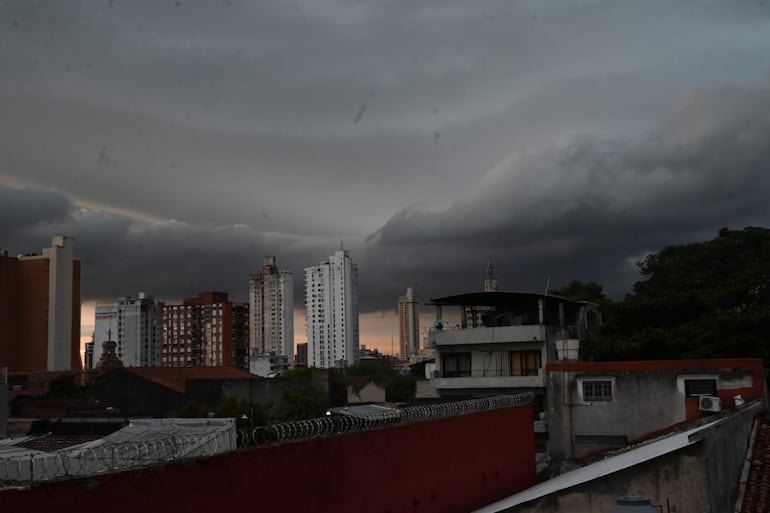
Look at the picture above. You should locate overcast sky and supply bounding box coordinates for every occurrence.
[2,0,770,350]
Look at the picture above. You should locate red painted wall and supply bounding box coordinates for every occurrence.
[1,404,536,513]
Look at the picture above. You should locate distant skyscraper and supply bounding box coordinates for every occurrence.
[93,293,163,367]
[249,256,294,373]
[484,260,498,292]
[0,236,82,373]
[305,249,360,368]
[295,342,308,368]
[84,339,94,370]
[161,292,249,369]
[399,287,420,359]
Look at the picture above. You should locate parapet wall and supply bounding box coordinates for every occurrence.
[1,402,536,513]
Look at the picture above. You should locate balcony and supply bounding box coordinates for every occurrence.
[431,368,545,389]
[428,324,546,347]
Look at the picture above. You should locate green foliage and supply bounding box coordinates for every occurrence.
[345,360,416,402]
[346,360,393,384]
[409,359,435,380]
[177,400,209,418]
[384,373,417,402]
[273,380,330,422]
[178,397,272,428]
[588,227,770,363]
[549,280,610,306]
[281,367,315,378]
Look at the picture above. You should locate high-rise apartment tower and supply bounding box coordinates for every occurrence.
[399,287,420,359]
[161,292,249,369]
[93,293,163,367]
[305,249,359,368]
[249,257,294,365]
[0,236,82,373]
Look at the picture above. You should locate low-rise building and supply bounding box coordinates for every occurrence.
[427,291,601,415]
[546,358,766,461]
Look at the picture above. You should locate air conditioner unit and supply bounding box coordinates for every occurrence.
[699,395,722,412]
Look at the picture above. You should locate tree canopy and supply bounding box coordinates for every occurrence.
[584,227,770,363]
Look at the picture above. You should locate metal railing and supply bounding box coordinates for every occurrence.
[239,392,535,447]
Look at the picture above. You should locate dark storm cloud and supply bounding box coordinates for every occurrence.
[3,0,770,323]
[362,79,770,305]
[0,188,339,304]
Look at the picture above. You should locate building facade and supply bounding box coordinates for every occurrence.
[161,292,249,369]
[248,256,294,374]
[427,290,601,425]
[546,358,766,460]
[93,293,163,367]
[0,236,82,373]
[398,287,420,360]
[305,249,360,368]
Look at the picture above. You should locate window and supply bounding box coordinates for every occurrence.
[684,378,717,398]
[511,350,541,376]
[442,352,471,377]
[583,380,613,401]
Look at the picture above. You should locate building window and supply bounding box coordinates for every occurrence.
[684,378,717,398]
[442,353,471,377]
[511,350,541,376]
[583,380,613,401]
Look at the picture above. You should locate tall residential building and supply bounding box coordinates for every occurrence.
[304,249,359,369]
[398,287,420,359]
[161,292,248,369]
[0,236,82,373]
[248,256,294,374]
[93,293,163,367]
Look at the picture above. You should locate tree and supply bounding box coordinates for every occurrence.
[273,381,330,421]
[594,227,770,363]
[549,280,610,305]
[345,360,416,402]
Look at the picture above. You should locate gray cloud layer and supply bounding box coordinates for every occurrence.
[3,78,770,311]
[2,0,770,316]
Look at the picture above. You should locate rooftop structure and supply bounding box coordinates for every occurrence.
[426,290,600,411]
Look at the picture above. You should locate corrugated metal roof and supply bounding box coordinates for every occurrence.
[472,415,732,513]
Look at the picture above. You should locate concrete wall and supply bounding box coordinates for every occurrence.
[547,359,765,460]
[0,403,537,513]
[511,402,762,513]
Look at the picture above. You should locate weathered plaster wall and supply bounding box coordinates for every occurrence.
[547,359,764,460]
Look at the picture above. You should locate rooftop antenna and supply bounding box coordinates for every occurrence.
[484,259,498,292]
[339,240,344,251]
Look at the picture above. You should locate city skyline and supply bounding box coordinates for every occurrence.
[3,2,770,354]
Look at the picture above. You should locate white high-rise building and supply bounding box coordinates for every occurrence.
[399,287,420,359]
[94,293,163,367]
[249,256,294,375]
[305,249,359,368]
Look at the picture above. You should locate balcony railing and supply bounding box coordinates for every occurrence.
[431,368,546,389]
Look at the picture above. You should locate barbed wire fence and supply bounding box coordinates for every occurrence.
[239,392,535,448]
[0,393,533,484]
[0,429,237,483]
